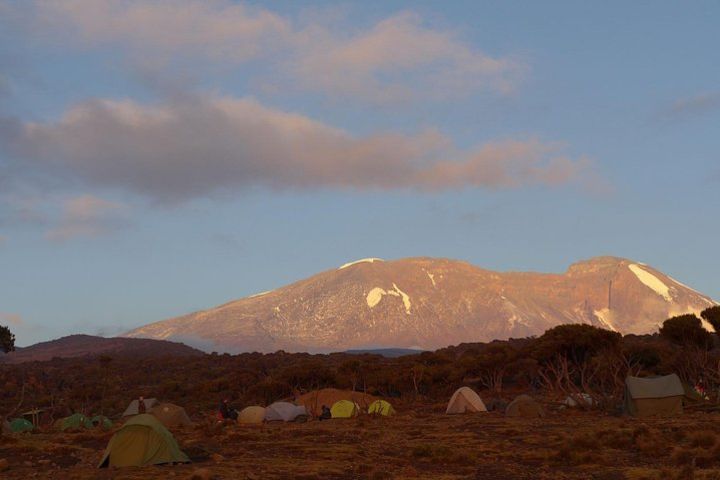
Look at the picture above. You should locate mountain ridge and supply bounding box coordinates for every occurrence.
[125,256,716,353]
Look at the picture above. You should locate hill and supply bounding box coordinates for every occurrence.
[0,334,203,364]
[125,256,716,353]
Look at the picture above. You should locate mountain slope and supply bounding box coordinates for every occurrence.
[125,256,716,353]
[0,334,204,364]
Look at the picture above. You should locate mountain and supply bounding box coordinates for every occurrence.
[124,256,717,353]
[0,334,204,364]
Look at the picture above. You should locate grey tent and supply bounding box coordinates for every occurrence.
[264,402,308,422]
[122,398,158,416]
[624,374,684,417]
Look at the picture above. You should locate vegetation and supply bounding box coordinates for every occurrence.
[0,325,15,353]
[1,307,719,419]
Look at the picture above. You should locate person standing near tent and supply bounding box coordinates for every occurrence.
[319,405,331,421]
[138,396,146,414]
[219,399,238,420]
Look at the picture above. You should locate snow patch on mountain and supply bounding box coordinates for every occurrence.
[366,284,412,314]
[628,264,672,301]
[594,308,618,332]
[339,258,383,270]
[426,271,436,287]
[248,290,272,298]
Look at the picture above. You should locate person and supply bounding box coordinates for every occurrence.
[319,405,331,421]
[138,396,146,414]
[219,398,238,420]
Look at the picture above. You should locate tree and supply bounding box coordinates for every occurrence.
[659,314,712,349]
[0,325,15,353]
[701,306,720,334]
[532,324,621,394]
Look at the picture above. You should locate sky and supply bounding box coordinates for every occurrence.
[0,1,718,346]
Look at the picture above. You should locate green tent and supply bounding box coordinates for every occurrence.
[59,413,94,431]
[330,400,360,419]
[9,418,34,433]
[367,399,396,416]
[98,414,190,468]
[91,415,113,430]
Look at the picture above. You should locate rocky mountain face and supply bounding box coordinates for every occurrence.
[0,334,204,363]
[124,257,717,353]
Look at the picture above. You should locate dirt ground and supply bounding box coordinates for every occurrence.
[2,405,720,479]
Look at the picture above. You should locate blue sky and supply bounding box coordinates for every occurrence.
[0,1,718,346]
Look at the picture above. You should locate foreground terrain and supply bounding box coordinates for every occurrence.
[2,406,719,479]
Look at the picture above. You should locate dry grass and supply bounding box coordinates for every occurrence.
[4,411,720,478]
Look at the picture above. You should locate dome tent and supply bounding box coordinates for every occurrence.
[122,398,158,416]
[238,406,266,424]
[91,415,113,430]
[264,402,308,422]
[446,387,487,414]
[150,403,193,428]
[367,400,396,416]
[58,413,93,431]
[98,414,190,468]
[9,418,34,433]
[331,400,360,419]
[505,394,545,418]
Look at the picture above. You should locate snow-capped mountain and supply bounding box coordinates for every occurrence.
[124,256,717,353]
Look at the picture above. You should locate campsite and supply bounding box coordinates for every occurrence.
[4,315,720,479]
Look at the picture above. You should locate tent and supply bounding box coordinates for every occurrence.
[91,415,113,430]
[446,387,487,414]
[367,400,396,416]
[624,374,684,417]
[98,414,190,468]
[506,395,545,418]
[9,418,34,433]
[238,406,266,425]
[150,403,192,428]
[264,402,308,422]
[122,398,158,416]
[58,413,93,431]
[331,400,360,419]
[296,388,377,417]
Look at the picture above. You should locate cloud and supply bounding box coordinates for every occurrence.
[30,0,291,62]
[1,95,596,203]
[289,12,523,102]
[16,1,524,103]
[45,195,128,241]
[663,92,720,121]
[0,312,23,327]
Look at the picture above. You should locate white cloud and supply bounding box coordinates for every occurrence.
[3,95,596,203]
[16,1,524,103]
[46,195,127,241]
[31,0,291,62]
[289,12,523,102]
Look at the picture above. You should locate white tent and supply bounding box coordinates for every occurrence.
[264,402,308,422]
[122,398,158,416]
[446,387,487,414]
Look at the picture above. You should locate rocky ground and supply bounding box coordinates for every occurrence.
[1,405,719,479]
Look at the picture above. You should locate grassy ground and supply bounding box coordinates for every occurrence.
[2,405,720,479]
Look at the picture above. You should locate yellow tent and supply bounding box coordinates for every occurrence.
[238,406,266,424]
[367,400,396,416]
[98,414,190,468]
[330,400,360,419]
[446,387,487,414]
